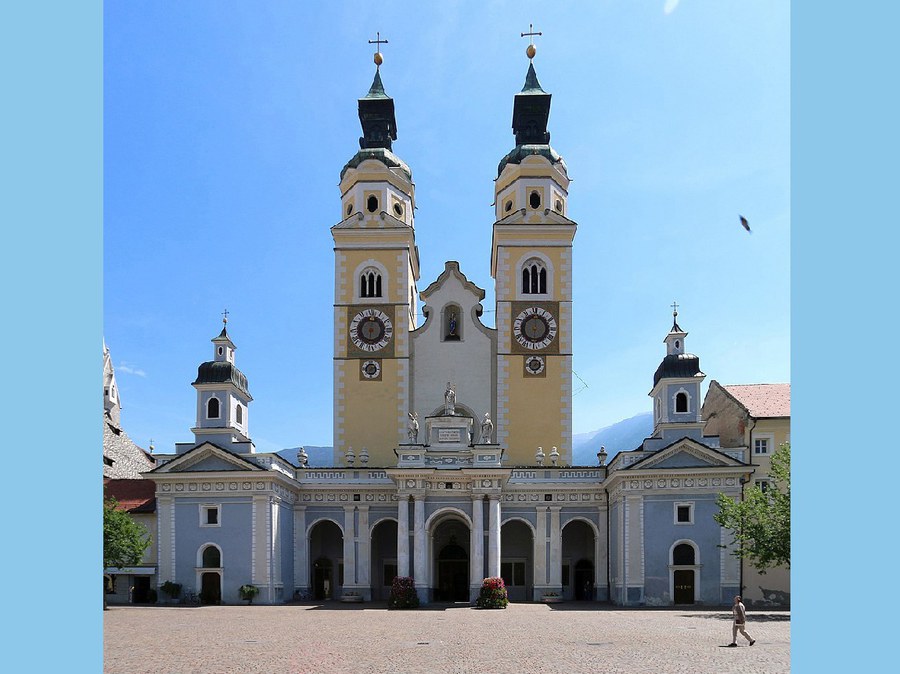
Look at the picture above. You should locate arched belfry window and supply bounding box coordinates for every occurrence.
[675,391,689,414]
[360,268,383,299]
[207,397,220,419]
[235,404,243,425]
[522,258,548,295]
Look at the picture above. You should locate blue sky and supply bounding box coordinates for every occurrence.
[104,1,789,454]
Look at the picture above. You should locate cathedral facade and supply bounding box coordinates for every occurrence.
[145,57,755,607]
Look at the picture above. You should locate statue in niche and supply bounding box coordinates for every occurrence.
[446,309,460,341]
[407,412,419,443]
[480,413,494,444]
[444,382,456,416]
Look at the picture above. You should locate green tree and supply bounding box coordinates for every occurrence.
[715,442,790,572]
[103,497,151,609]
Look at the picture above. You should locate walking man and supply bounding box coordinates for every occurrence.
[728,595,755,647]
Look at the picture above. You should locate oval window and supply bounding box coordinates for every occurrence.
[529,191,541,209]
[346,202,353,216]
[505,200,513,213]
[555,199,563,212]
[393,202,403,217]
[367,195,378,213]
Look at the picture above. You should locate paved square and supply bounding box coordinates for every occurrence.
[104,603,789,674]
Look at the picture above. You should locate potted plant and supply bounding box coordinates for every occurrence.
[239,584,259,604]
[160,581,182,603]
[388,576,420,609]
[475,577,509,609]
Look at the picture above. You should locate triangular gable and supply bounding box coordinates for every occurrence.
[150,442,264,474]
[627,437,745,471]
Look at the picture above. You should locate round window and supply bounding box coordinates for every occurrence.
[367,195,378,213]
[346,202,353,216]
[529,191,541,209]
[393,202,403,217]
[555,199,563,212]
[505,200,513,213]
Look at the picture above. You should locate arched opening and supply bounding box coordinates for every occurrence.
[431,518,470,602]
[675,391,688,414]
[529,190,541,209]
[197,544,222,605]
[500,520,533,602]
[561,519,596,601]
[360,268,383,299]
[522,259,548,295]
[235,404,243,425]
[370,519,398,601]
[366,194,379,213]
[309,520,343,600]
[207,397,220,419]
[671,542,697,605]
[574,559,595,601]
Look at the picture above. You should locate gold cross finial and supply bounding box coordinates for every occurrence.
[521,23,542,60]
[222,308,229,325]
[368,31,389,67]
[671,301,679,319]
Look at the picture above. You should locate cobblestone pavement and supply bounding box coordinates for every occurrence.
[104,602,789,674]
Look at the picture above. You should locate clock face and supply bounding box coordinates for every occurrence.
[361,359,381,380]
[524,355,545,375]
[514,307,557,350]
[349,309,393,352]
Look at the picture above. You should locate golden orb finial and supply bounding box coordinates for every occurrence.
[526,44,536,60]
[374,51,383,66]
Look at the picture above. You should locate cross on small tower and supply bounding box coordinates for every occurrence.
[222,308,229,324]
[368,31,389,67]
[521,23,542,60]
[671,301,679,317]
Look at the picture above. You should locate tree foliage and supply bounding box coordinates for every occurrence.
[715,442,790,571]
[103,497,151,570]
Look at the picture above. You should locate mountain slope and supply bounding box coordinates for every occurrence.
[572,412,653,466]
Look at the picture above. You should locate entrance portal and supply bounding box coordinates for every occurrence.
[200,572,221,604]
[574,559,594,600]
[435,540,468,601]
[673,569,695,604]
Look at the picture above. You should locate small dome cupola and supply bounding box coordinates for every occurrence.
[653,303,703,387]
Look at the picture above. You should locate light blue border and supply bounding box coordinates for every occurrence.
[793,3,897,670]
[2,2,101,670]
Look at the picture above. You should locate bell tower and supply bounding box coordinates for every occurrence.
[332,42,420,467]
[491,37,577,465]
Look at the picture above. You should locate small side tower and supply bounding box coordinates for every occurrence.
[648,304,706,445]
[183,315,254,453]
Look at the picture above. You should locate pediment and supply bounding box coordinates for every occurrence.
[152,443,263,474]
[628,438,744,471]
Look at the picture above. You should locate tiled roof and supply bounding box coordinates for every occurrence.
[723,383,791,418]
[104,478,156,513]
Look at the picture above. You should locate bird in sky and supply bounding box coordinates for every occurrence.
[739,215,751,233]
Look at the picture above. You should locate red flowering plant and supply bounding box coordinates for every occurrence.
[475,576,509,609]
[388,576,420,609]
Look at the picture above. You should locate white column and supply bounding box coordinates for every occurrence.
[358,506,370,593]
[397,496,410,577]
[470,495,484,589]
[533,506,547,594]
[549,506,562,586]
[294,506,309,591]
[413,496,427,591]
[343,506,356,589]
[487,495,501,578]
